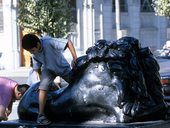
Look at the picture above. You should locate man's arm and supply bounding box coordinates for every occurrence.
[6,101,13,116]
[66,40,77,67]
[0,105,8,121]
[32,57,42,80]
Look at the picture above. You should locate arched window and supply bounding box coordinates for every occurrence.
[68,0,77,23]
[112,0,154,12]
[112,0,128,12]
[141,0,154,12]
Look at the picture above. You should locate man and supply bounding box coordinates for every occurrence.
[0,77,29,121]
[22,34,77,125]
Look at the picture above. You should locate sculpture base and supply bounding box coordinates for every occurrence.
[0,120,170,128]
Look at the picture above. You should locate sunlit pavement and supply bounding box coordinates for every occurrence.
[8,101,19,121]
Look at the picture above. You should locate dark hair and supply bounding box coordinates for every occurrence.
[17,84,30,95]
[22,34,40,50]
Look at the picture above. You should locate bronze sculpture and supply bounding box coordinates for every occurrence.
[18,37,168,123]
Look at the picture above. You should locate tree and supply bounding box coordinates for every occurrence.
[152,0,170,18]
[17,0,74,37]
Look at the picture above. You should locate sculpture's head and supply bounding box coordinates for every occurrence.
[18,37,168,123]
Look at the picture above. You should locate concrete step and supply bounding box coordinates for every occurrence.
[0,120,170,128]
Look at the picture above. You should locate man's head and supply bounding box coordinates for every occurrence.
[14,84,30,100]
[22,34,41,54]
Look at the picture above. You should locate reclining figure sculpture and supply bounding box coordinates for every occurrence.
[18,36,168,123]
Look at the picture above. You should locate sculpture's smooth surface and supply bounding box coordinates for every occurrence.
[18,37,168,123]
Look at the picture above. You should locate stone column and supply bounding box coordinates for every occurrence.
[3,0,20,70]
[157,16,167,48]
[99,0,104,39]
[102,0,113,40]
[83,0,95,52]
[115,0,121,39]
[127,0,140,39]
[76,0,83,51]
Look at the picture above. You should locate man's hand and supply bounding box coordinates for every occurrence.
[3,116,8,121]
[67,40,78,68]
[71,60,77,68]
[0,116,8,121]
[6,109,11,116]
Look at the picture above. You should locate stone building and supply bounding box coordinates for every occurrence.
[74,0,169,52]
[0,0,170,70]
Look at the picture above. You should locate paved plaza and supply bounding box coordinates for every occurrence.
[8,102,19,121]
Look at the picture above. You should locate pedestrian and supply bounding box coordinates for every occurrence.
[0,77,29,121]
[22,34,77,125]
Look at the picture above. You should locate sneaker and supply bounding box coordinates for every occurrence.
[36,114,51,125]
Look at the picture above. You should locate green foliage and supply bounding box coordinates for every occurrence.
[152,0,170,18]
[17,0,74,37]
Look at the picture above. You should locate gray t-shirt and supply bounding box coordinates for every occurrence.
[32,36,71,77]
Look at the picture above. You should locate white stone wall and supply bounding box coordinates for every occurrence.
[1,0,20,70]
[92,0,168,51]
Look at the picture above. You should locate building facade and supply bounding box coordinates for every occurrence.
[0,0,170,70]
[74,0,169,52]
